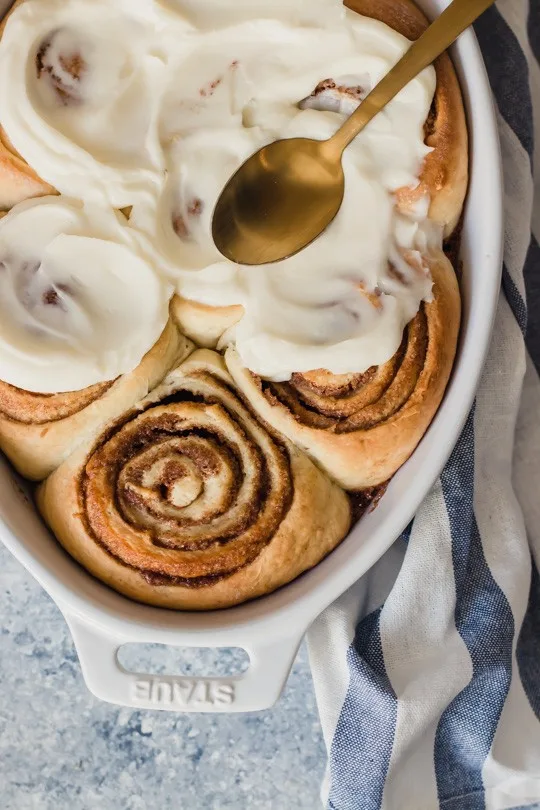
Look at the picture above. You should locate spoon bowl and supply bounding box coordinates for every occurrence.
[212,0,496,266]
[212,138,344,265]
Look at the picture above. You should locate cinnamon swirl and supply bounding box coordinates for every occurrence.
[37,350,351,610]
[225,250,460,491]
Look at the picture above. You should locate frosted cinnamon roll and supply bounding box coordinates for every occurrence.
[346,0,468,237]
[37,350,351,610]
[0,196,182,479]
[132,6,447,381]
[0,0,191,207]
[131,131,251,347]
[225,250,460,491]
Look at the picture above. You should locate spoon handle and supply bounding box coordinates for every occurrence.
[327,0,495,154]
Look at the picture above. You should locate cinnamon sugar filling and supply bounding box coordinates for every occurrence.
[0,378,114,424]
[36,30,86,106]
[78,374,294,588]
[261,308,429,432]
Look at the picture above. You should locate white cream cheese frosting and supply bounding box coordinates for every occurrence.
[134,8,438,380]
[0,197,172,393]
[0,0,194,207]
[0,0,439,382]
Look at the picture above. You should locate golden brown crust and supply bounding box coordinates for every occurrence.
[346,0,468,237]
[0,127,56,210]
[171,295,244,350]
[225,249,461,490]
[37,350,351,610]
[0,320,193,481]
[0,379,114,424]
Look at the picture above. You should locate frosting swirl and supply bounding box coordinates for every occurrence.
[0,197,172,393]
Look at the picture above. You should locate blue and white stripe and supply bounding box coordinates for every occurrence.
[308,2,540,807]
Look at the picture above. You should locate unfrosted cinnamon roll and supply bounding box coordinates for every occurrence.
[225,250,460,491]
[0,196,182,480]
[37,350,351,610]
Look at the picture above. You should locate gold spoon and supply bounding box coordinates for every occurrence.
[212,0,495,265]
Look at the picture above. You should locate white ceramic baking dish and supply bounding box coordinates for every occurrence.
[0,0,503,713]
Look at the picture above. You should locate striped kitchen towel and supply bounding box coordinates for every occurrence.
[307,2,540,809]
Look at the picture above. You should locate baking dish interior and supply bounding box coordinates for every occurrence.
[0,0,503,644]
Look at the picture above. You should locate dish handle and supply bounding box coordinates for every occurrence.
[65,616,305,713]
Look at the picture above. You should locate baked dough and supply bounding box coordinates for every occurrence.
[171,295,244,349]
[37,349,351,610]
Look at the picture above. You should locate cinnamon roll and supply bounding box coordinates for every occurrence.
[133,3,449,383]
[0,196,183,480]
[346,0,468,238]
[130,131,251,347]
[225,250,460,491]
[37,350,351,610]
[0,0,191,207]
[171,295,243,350]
